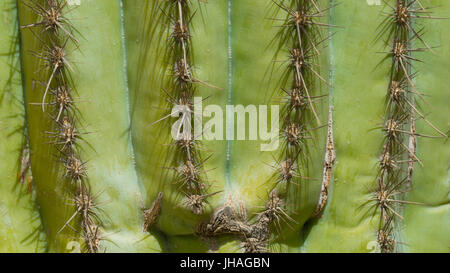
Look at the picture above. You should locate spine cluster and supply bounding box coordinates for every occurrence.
[191,1,332,253]
[196,191,293,253]
[375,0,446,253]
[197,0,332,253]
[21,0,100,252]
[263,0,329,250]
[157,0,216,216]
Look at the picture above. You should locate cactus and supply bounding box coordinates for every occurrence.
[0,0,447,253]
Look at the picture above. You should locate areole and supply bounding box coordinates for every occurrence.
[170,97,280,151]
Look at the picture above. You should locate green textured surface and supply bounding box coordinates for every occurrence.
[0,0,46,253]
[1,0,448,253]
[124,0,328,249]
[304,0,449,253]
[229,0,326,226]
[18,0,77,252]
[124,0,228,236]
[303,1,386,252]
[403,0,450,253]
[17,0,161,252]
[228,0,329,247]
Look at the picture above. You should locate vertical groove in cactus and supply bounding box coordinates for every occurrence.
[0,0,47,252]
[302,1,386,252]
[18,0,106,252]
[0,0,448,253]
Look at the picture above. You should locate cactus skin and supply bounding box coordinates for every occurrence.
[303,0,450,253]
[0,0,448,253]
[402,0,450,253]
[124,0,329,252]
[0,0,47,252]
[124,0,228,236]
[302,1,386,252]
[17,0,162,252]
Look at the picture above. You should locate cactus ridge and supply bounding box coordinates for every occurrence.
[152,0,217,217]
[374,0,447,253]
[272,0,330,235]
[20,0,102,253]
[193,0,333,253]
